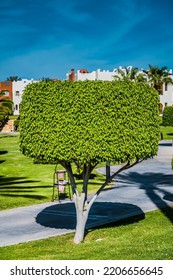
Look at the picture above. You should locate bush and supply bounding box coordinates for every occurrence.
[14,119,20,131]
[162,106,173,126]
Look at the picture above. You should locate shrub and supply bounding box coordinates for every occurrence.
[162,106,173,126]
[14,119,20,131]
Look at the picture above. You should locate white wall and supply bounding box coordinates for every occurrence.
[12,79,37,115]
[160,82,173,114]
[76,70,96,81]
[75,69,117,81]
[96,69,116,81]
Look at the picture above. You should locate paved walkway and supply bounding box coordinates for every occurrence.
[0,140,173,247]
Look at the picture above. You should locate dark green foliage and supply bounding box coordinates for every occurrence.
[0,107,8,115]
[0,94,14,126]
[162,106,173,126]
[0,115,4,121]
[20,80,160,165]
[14,119,20,131]
[0,106,9,125]
[0,99,13,114]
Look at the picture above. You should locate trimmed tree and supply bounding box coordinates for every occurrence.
[20,80,160,243]
[162,106,173,126]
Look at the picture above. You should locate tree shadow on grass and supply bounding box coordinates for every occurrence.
[0,193,47,199]
[0,151,8,155]
[0,150,8,164]
[36,202,144,231]
[0,175,51,200]
[0,176,39,187]
[74,173,97,180]
[0,175,51,188]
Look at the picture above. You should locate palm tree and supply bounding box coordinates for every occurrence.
[135,72,148,83]
[40,77,53,82]
[114,66,139,81]
[6,76,21,82]
[0,90,13,117]
[143,65,173,94]
[114,66,147,83]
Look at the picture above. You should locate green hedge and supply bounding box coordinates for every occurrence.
[14,119,20,131]
[162,106,173,126]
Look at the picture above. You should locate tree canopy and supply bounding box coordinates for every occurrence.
[20,80,160,164]
[20,80,160,243]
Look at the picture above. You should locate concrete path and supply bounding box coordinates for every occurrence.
[0,140,173,247]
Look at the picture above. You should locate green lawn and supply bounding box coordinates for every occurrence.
[1,132,173,260]
[0,134,105,210]
[0,208,173,260]
[160,126,173,140]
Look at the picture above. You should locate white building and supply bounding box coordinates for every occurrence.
[66,67,173,115]
[12,79,38,115]
[66,68,117,81]
[159,82,173,114]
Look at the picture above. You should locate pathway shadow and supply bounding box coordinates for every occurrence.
[163,194,173,202]
[116,172,173,223]
[36,202,144,231]
[159,143,172,146]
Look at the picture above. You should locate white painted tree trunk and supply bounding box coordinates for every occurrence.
[73,193,97,244]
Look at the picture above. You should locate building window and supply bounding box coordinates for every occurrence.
[15,104,18,111]
[5,81,10,86]
[165,102,168,107]
[15,91,20,96]
[3,90,9,96]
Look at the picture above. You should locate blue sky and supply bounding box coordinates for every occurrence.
[0,0,173,80]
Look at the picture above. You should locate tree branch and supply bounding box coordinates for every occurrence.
[95,159,143,197]
[59,160,78,196]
